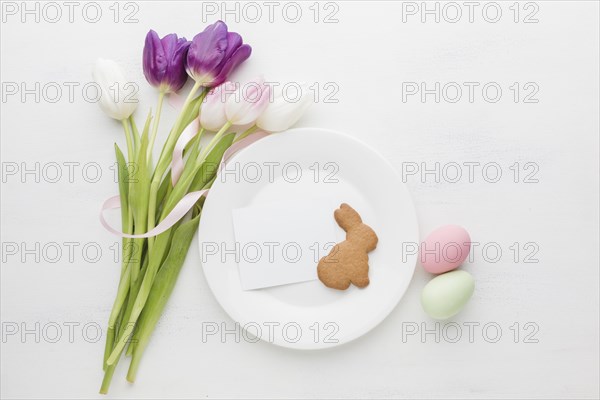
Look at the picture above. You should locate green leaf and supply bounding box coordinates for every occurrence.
[155,171,171,216]
[128,111,152,285]
[176,132,203,187]
[114,144,129,225]
[129,115,141,153]
[190,132,236,192]
[183,95,203,127]
[105,224,172,367]
[129,111,152,225]
[126,213,201,382]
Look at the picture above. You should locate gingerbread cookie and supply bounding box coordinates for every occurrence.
[317,203,378,290]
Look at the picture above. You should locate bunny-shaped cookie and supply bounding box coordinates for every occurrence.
[317,203,378,290]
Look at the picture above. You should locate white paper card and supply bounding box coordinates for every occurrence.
[232,198,339,290]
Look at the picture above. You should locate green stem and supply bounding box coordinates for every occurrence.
[100,342,126,394]
[233,124,258,143]
[104,291,129,371]
[197,121,232,165]
[147,82,203,249]
[130,199,147,287]
[196,128,205,148]
[147,91,165,165]
[154,81,202,181]
[122,255,149,357]
[102,327,115,371]
[103,257,131,370]
[100,252,148,393]
[114,292,128,339]
[146,180,160,252]
[106,263,131,323]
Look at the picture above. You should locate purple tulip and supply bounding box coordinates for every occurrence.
[186,20,252,88]
[143,30,191,93]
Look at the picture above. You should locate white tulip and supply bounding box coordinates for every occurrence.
[93,58,138,120]
[225,77,271,126]
[256,83,311,132]
[200,81,236,131]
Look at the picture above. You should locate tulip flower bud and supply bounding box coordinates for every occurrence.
[200,81,236,131]
[256,83,312,132]
[186,20,252,88]
[143,30,190,93]
[225,78,271,126]
[93,58,138,120]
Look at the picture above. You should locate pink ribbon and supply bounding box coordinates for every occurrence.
[100,191,208,238]
[100,131,269,238]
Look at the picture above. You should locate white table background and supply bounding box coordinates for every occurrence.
[1,1,599,398]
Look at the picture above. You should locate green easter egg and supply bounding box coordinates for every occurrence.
[421,270,474,320]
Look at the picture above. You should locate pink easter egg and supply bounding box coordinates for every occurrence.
[420,225,471,274]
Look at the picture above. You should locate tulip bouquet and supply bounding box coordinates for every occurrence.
[95,21,310,394]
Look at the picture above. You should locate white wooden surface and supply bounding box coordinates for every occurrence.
[1,1,599,398]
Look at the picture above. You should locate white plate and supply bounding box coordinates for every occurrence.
[198,128,419,349]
